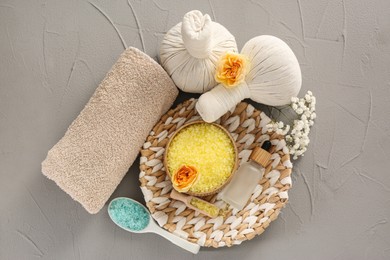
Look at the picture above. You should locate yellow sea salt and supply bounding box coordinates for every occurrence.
[189,197,220,218]
[167,123,235,194]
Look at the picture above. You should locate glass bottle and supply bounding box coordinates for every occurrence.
[221,141,272,210]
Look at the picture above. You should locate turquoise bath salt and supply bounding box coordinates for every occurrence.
[108,198,150,231]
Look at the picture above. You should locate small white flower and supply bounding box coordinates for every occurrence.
[265,123,274,132]
[276,91,316,160]
[300,139,309,146]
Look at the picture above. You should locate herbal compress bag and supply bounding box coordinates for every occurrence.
[160,10,237,93]
[196,35,302,122]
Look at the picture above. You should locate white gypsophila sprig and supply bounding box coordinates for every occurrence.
[265,91,316,160]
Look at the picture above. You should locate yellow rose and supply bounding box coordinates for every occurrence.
[215,52,248,88]
[172,165,199,193]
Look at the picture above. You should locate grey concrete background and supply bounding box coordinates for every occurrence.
[1,0,390,259]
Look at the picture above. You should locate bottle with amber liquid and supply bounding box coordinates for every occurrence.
[220,141,272,210]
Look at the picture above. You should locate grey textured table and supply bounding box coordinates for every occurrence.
[1,1,390,259]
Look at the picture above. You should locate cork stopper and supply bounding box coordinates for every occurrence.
[250,141,272,167]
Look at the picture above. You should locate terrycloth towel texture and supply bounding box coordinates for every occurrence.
[42,47,178,214]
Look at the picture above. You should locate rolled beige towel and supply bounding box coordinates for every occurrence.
[42,47,178,214]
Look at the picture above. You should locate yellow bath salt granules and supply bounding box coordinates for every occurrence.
[167,122,236,194]
[189,197,220,218]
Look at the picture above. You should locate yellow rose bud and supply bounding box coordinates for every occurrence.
[172,165,199,193]
[215,52,248,88]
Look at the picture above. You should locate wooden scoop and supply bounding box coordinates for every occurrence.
[170,189,220,218]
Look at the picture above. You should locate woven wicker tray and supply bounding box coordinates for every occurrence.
[139,98,293,248]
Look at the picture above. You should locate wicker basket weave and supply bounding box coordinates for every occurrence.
[139,98,293,248]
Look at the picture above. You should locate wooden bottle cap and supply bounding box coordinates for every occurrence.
[250,141,272,167]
